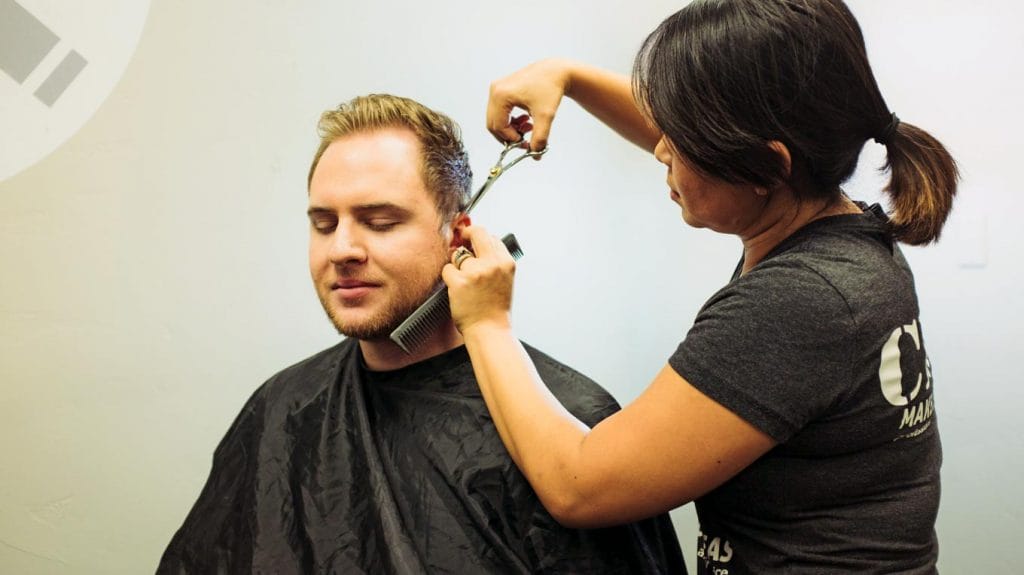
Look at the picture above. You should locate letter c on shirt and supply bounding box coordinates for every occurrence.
[878,319,931,406]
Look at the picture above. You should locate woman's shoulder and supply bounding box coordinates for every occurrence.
[747,210,911,299]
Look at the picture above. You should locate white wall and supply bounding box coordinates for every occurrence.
[1,1,1019,573]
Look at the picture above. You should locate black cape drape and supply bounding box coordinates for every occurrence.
[158,339,686,574]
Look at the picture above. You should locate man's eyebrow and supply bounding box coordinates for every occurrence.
[351,202,413,217]
[306,206,334,218]
[306,203,415,218]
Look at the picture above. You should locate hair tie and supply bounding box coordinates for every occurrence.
[874,112,900,145]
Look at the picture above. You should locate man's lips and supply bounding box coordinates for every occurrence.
[331,279,380,299]
[333,279,378,289]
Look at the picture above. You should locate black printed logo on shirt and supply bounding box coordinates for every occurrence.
[696,530,733,574]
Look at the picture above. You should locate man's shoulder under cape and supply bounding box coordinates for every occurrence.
[158,339,686,574]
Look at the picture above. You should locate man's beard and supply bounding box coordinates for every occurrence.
[317,270,444,341]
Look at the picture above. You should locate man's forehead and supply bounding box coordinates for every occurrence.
[309,130,432,208]
[321,127,423,169]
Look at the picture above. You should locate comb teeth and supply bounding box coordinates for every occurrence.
[389,233,524,354]
[389,286,451,354]
[503,234,524,259]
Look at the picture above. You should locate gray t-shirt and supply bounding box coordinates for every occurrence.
[670,205,940,574]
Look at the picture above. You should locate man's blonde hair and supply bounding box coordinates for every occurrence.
[308,94,472,220]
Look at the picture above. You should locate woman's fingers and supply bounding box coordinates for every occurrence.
[486,59,570,151]
[486,86,524,144]
[461,225,512,262]
[442,225,516,332]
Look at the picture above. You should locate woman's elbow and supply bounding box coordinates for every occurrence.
[540,487,615,529]
[541,479,695,529]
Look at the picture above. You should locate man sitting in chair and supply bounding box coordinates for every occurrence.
[158,94,685,574]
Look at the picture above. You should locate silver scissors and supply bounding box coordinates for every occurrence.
[462,138,548,214]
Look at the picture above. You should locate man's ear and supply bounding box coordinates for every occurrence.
[449,213,471,247]
[767,140,792,180]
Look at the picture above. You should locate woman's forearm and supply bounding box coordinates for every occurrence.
[563,61,662,153]
[460,321,593,520]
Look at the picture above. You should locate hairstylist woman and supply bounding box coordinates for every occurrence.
[442,0,957,572]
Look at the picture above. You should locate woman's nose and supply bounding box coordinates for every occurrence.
[653,135,672,166]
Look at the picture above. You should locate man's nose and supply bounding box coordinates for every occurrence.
[327,226,367,265]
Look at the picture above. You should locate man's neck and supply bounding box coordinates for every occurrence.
[359,321,465,371]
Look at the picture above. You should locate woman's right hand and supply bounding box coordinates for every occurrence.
[486,58,575,154]
[487,59,661,156]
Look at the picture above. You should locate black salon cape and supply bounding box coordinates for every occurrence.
[158,339,686,574]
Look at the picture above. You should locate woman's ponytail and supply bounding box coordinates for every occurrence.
[879,120,959,245]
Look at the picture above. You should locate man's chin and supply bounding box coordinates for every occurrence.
[331,317,392,341]
[321,278,444,342]
[337,326,393,342]
[328,308,417,342]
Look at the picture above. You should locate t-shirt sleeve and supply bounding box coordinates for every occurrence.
[669,261,856,442]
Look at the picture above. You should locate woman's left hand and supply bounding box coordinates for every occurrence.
[441,225,516,334]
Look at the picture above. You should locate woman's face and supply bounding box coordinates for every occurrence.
[653,135,767,237]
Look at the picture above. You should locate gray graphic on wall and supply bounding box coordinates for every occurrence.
[0,0,150,183]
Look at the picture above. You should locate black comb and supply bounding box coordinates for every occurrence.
[389,233,523,354]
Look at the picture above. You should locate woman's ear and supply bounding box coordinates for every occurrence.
[449,213,471,247]
[767,140,792,179]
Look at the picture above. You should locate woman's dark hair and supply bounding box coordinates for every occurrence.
[633,0,958,244]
